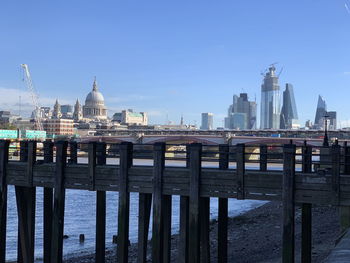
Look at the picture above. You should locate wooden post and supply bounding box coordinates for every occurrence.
[17,141,28,263]
[43,140,53,263]
[200,197,210,263]
[69,141,78,164]
[117,142,133,263]
[88,142,96,191]
[16,141,37,263]
[0,140,9,263]
[163,195,172,263]
[301,143,312,263]
[20,141,28,162]
[51,141,68,263]
[260,144,267,171]
[236,144,245,200]
[218,144,229,263]
[188,143,201,263]
[152,142,166,262]
[331,144,341,206]
[95,142,106,263]
[341,143,350,231]
[344,143,350,174]
[137,192,152,263]
[179,144,190,263]
[282,144,296,263]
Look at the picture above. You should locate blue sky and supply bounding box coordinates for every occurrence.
[1,0,350,128]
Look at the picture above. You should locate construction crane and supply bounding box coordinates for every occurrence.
[21,64,43,131]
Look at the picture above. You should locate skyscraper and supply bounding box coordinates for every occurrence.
[314,95,327,129]
[201,113,213,130]
[327,111,337,130]
[224,93,256,130]
[61,104,73,119]
[280,83,299,129]
[260,65,281,129]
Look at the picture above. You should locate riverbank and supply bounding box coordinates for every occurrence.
[63,201,340,263]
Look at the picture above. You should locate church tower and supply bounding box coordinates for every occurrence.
[73,99,83,121]
[52,99,62,119]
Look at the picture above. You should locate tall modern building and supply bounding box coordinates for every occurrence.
[224,93,256,130]
[31,107,51,119]
[260,65,281,129]
[314,95,327,129]
[327,111,337,130]
[201,113,214,130]
[280,84,299,129]
[60,104,73,119]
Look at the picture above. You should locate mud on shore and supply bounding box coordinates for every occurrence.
[63,201,340,263]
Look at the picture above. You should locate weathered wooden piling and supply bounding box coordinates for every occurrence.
[179,144,190,263]
[0,140,9,263]
[117,142,133,263]
[95,142,106,263]
[16,141,36,263]
[1,140,350,263]
[43,140,54,263]
[218,144,229,263]
[282,144,296,263]
[188,143,201,263]
[301,143,312,263]
[152,142,166,262]
[51,141,68,263]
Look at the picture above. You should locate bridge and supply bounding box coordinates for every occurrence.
[91,128,350,139]
[78,134,328,146]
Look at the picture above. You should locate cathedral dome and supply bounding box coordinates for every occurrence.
[85,79,105,106]
[83,77,108,120]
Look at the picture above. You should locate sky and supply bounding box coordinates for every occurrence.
[1,0,350,128]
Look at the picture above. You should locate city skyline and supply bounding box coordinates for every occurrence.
[0,1,350,128]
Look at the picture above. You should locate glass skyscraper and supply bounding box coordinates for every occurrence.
[280,83,299,129]
[260,65,281,129]
[201,113,214,130]
[314,95,327,129]
[224,93,256,130]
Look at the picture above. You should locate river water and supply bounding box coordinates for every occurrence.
[5,158,267,262]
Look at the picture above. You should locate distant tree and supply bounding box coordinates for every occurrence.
[0,123,17,130]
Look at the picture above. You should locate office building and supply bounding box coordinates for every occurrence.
[201,113,213,130]
[260,65,281,129]
[31,107,52,120]
[327,111,337,130]
[43,119,74,136]
[112,109,148,126]
[280,84,299,129]
[0,111,11,125]
[225,93,256,130]
[61,104,73,119]
[314,95,327,129]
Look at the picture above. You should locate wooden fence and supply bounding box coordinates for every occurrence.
[0,139,349,263]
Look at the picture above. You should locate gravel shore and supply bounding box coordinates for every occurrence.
[63,201,340,263]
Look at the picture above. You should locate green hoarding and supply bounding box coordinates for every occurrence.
[22,130,46,139]
[0,130,18,139]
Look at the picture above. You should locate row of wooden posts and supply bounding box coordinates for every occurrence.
[0,139,347,263]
